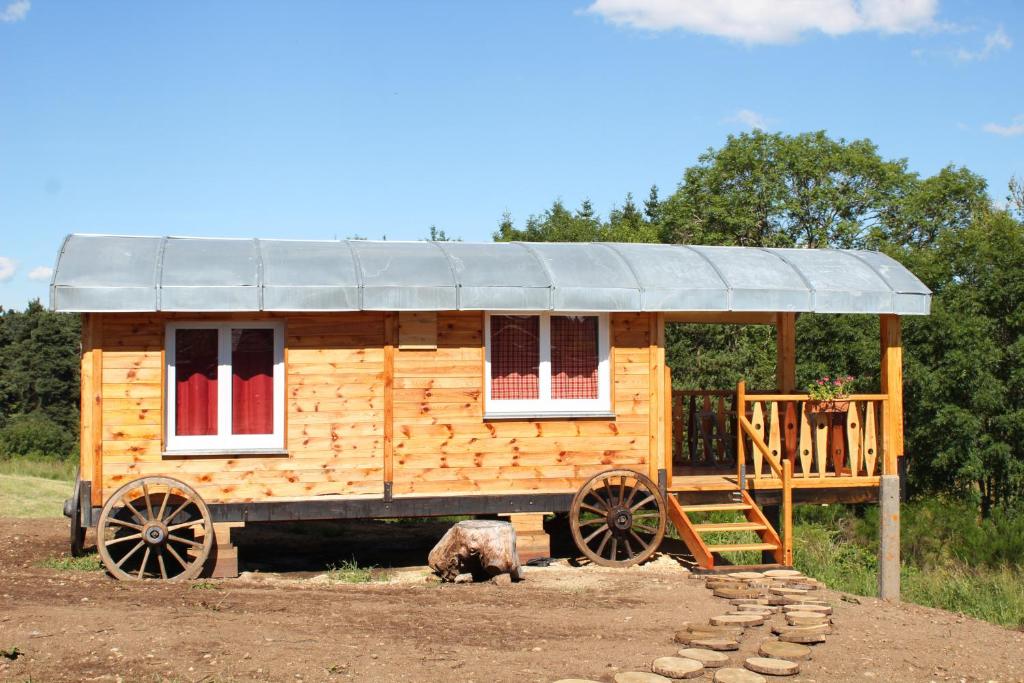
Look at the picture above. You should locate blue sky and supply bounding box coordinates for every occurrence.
[1,0,1021,309]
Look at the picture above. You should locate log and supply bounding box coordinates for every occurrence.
[428,519,522,582]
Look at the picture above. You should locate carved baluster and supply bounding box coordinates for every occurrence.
[783,401,798,469]
[814,410,829,478]
[863,401,878,476]
[701,395,715,466]
[830,417,847,475]
[687,396,697,465]
[751,401,765,479]
[716,396,728,464]
[798,402,813,477]
[767,401,781,479]
[846,402,862,477]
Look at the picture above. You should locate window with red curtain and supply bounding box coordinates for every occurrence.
[175,329,218,436]
[551,315,599,400]
[231,328,274,435]
[490,315,539,400]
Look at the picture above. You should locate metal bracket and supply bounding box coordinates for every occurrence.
[383,481,393,503]
[657,468,667,500]
[739,462,747,492]
[80,481,93,527]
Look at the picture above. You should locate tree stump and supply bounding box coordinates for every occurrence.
[428,520,522,582]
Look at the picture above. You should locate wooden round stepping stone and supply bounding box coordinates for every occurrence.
[674,630,741,647]
[783,603,831,615]
[652,657,704,679]
[786,611,830,626]
[729,571,764,580]
[758,640,812,661]
[772,623,830,636]
[778,630,827,644]
[553,680,601,682]
[689,637,740,651]
[712,613,764,627]
[764,569,802,579]
[736,604,776,614]
[614,673,672,683]
[745,657,800,676]
[714,667,766,683]
[677,648,729,668]
[713,587,764,600]
[730,598,768,606]
[785,582,819,591]
[680,621,744,635]
[770,587,808,596]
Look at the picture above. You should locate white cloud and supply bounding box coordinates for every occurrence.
[584,0,937,44]
[27,266,53,281]
[983,115,1024,137]
[0,257,17,283]
[0,0,30,23]
[727,109,768,130]
[956,25,1012,61]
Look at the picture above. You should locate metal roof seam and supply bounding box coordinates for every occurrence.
[428,240,461,310]
[595,243,645,307]
[253,238,265,311]
[154,236,168,312]
[49,234,72,311]
[840,249,899,312]
[513,242,556,310]
[681,245,733,310]
[344,240,366,312]
[760,247,817,309]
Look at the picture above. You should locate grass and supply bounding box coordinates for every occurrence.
[326,557,383,583]
[0,457,76,481]
[0,473,72,518]
[37,552,102,571]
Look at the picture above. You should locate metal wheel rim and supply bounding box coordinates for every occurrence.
[69,467,86,558]
[569,468,666,568]
[96,476,212,581]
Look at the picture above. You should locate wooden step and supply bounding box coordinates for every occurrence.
[706,542,779,553]
[693,521,766,533]
[679,502,751,513]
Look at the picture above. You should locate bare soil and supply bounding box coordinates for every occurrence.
[2,517,1023,683]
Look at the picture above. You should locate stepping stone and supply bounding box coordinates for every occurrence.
[783,604,831,615]
[652,657,705,679]
[770,587,808,596]
[783,596,828,605]
[745,657,800,676]
[778,631,827,644]
[730,598,767,606]
[714,587,764,600]
[736,604,776,615]
[711,613,764,627]
[679,621,744,635]
[764,569,802,579]
[677,648,729,668]
[689,637,740,651]
[554,680,601,682]
[674,631,742,647]
[785,611,830,626]
[714,667,766,683]
[785,582,819,591]
[729,571,765,580]
[772,623,831,636]
[758,640,812,661]
[614,673,672,683]
[766,596,789,606]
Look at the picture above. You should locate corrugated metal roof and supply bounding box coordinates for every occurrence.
[49,234,932,315]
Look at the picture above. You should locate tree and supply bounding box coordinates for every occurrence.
[493,197,657,243]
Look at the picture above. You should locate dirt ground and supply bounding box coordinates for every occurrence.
[2,517,1023,683]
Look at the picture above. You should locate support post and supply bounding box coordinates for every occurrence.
[383,312,396,498]
[782,459,793,567]
[878,474,900,601]
[761,503,780,564]
[649,313,666,484]
[880,315,903,474]
[775,313,797,392]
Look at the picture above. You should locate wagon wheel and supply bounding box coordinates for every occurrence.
[64,467,87,557]
[96,476,213,581]
[570,469,666,568]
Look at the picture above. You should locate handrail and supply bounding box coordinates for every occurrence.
[738,414,783,478]
[745,392,889,402]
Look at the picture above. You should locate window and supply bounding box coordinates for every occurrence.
[485,312,610,415]
[165,322,284,452]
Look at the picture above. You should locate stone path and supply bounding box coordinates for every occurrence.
[553,568,834,682]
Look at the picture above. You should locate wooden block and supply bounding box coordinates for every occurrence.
[499,512,551,562]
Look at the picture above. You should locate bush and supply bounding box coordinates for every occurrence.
[0,412,77,460]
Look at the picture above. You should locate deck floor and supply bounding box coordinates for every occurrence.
[669,467,880,492]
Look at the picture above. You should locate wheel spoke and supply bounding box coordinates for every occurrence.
[122,497,147,525]
[618,476,627,505]
[167,534,203,549]
[609,537,618,561]
[630,494,656,512]
[623,536,635,559]
[578,518,606,527]
[115,540,145,568]
[162,498,192,525]
[590,485,612,510]
[629,529,650,551]
[623,484,640,508]
[632,512,661,519]
[583,523,609,545]
[633,524,659,535]
[141,482,155,520]
[579,501,607,516]
[107,518,143,531]
[167,519,205,533]
[137,547,151,579]
[165,543,189,569]
[156,488,170,522]
[595,530,611,557]
[157,552,168,580]
[105,532,143,547]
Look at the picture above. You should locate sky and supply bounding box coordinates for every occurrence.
[1,0,1021,310]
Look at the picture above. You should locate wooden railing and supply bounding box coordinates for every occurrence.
[670,389,737,468]
[735,381,889,483]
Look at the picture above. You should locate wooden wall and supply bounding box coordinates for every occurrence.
[85,311,654,505]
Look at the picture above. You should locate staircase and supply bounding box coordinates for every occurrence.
[665,487,784,570]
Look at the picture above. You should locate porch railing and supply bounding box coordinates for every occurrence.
[670,389,737,469]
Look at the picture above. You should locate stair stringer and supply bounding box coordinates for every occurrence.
[665,495,715,569]
[740,490,784,565]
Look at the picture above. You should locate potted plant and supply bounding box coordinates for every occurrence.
[805,375,854,414]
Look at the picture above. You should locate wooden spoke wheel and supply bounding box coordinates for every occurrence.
[569,469,666,567]
[97,476,213,581]
[64,467,86,557]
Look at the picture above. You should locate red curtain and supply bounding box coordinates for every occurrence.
[175,329,218,436]
[231,328,274,435]
[490,315,539,400]
[551,315,599,400]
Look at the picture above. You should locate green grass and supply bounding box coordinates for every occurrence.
[0,457,76,481]
[37,552,102,571]
[0,473,72,518]
[326,557,383,583]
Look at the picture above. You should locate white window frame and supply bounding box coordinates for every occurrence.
[484,312,611,416]
[165,321,285,453]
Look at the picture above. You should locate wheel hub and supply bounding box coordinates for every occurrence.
[609,507,633,532]
[143,522,167,546]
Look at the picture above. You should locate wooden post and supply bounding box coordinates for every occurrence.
[82,314,104,507]
[79,315,95,491]
[879,315,903,475]
[648,313,666,484]
[775,313,797,392]
[383,312,397,497]
[664,363,673,491]
[782,458,793,566]
[735,380,746,487]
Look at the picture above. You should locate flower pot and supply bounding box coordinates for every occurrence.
[806,399,850,414]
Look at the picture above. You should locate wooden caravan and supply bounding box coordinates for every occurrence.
[53,235,931,579]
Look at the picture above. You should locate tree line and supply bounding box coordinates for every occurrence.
[1,130,1021,515]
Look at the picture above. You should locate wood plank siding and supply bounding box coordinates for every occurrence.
[87,311,654,504]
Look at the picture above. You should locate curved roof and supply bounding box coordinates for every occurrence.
[49,234,931,315]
